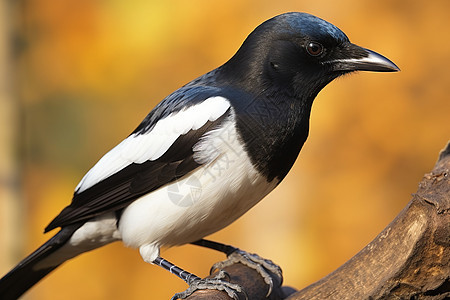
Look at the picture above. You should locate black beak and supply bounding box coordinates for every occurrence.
[327,43,400,72]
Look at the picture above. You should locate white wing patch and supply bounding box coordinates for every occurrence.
[75,96,231,193]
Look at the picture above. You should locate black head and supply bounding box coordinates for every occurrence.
[220,12,399,100]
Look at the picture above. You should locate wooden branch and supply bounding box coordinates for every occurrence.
[289,142,450,299]
[186,142,450,299]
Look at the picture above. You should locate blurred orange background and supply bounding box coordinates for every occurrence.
[0,0,449,299]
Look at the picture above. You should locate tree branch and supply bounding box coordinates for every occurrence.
[186,142,450,299]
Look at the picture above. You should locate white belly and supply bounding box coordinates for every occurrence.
[118,118,277,250]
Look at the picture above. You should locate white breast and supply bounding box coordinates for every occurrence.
[118,113,278,251]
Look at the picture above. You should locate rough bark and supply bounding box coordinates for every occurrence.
[186,142,450,300]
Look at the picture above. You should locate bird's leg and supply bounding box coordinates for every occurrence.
[192,239,283,297]
[152,256,245,300]
[191,239,237,255]
[153,256,201,283]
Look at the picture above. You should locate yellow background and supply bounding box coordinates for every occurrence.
[1,0,449,299]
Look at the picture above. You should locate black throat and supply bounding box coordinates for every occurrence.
[230,85,314,183]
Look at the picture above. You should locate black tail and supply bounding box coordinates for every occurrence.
[0,224,82,300]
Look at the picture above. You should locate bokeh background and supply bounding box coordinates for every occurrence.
[0,0,449,299]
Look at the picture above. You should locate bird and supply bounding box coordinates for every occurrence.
[0,12,399,300]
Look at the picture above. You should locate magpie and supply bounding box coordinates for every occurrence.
[0,12,399,300]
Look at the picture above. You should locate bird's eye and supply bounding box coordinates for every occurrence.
[306,41,324,56]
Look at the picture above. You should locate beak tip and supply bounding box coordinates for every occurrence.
[364,48,400,72]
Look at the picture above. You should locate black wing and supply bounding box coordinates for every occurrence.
[45,85,230,232]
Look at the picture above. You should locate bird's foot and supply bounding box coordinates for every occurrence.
[171,270,246,300]
[211,249,283,297]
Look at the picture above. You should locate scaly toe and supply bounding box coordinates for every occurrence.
[171,270,246,300]
[210,249,283,297]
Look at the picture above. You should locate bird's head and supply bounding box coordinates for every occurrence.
[220,12,399,100]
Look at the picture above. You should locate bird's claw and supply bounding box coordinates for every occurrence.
[171,270,246,300]
[210,249,283,297]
